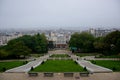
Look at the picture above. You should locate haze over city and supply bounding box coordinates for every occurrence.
[0,0,120,30]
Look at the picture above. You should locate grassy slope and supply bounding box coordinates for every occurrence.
[32,60,85,72]
[91,60,120,71]
[0,61,25,72]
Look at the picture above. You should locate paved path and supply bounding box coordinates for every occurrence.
[5,54,50,73]
[0,72,120,80]
[69,54,113,73]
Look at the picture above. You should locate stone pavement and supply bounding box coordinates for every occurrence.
[5,54,50,73]
[0,72,120,80]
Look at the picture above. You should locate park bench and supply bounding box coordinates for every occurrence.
[64,72,73,77]
[80,72,89,77]
[28,72,38,77]
[44,72,54,77]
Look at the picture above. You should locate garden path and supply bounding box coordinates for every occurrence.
[5,54,49,72]
[70,54,113,73]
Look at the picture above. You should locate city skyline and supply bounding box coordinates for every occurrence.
[0,0,120,30]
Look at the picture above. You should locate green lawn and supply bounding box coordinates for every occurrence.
[91,60,120,72]
[76,53,98,57]
[0,61,27,72]
[31,60,86,72]
[50,54,70,58]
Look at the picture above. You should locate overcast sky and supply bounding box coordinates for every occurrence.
[0,0,120,30]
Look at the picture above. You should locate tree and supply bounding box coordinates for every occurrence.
[39,33,48,53]
[0,33,48,59]
[93,37,104,53]
[7,41,31,58]
[48,41,54,49]
[103,31,120,55]
[17,35,36,52]
[69,32,95,52]
[0,49,9,59]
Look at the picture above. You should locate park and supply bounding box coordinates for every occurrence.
[0,31,120,80]
[0,50,120,80]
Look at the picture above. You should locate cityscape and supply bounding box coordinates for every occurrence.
[1,28,120,46]
[0,0,120,80]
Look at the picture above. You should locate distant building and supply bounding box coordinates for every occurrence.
[55,34,67,48]
[46,31,71,49]
[88,28,119,37]
[0,32,23,46]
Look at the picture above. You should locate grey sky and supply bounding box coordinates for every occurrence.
[0,0,120,30]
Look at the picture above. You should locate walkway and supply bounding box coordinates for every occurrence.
[70,54,112,73]
[76,60,112,73]
[5,54,50,73]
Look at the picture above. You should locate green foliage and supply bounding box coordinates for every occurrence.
[93,37,104,53]
[69,32,95,52]
[33,33,48,53]
[8,41,31,58]
[31,60,86,72]
[91,60,96,64]
[103,31,120,55]
[84,67,87,71]
[0,33,48,59]
[93,31,120,56]
[31,66,34,71]
[0,49,9,59]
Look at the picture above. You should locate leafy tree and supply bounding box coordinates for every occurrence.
[69,32,95,52]
[93,37,104,53]
[0,33,48,59]
[48,41,54,49]
[33,33,48,53]
[17,35,36,52]
[0,49,9,59]
[103,31,120,55]
[8,41,31,58]
[40,33,48,53]
[69,33,80,48]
